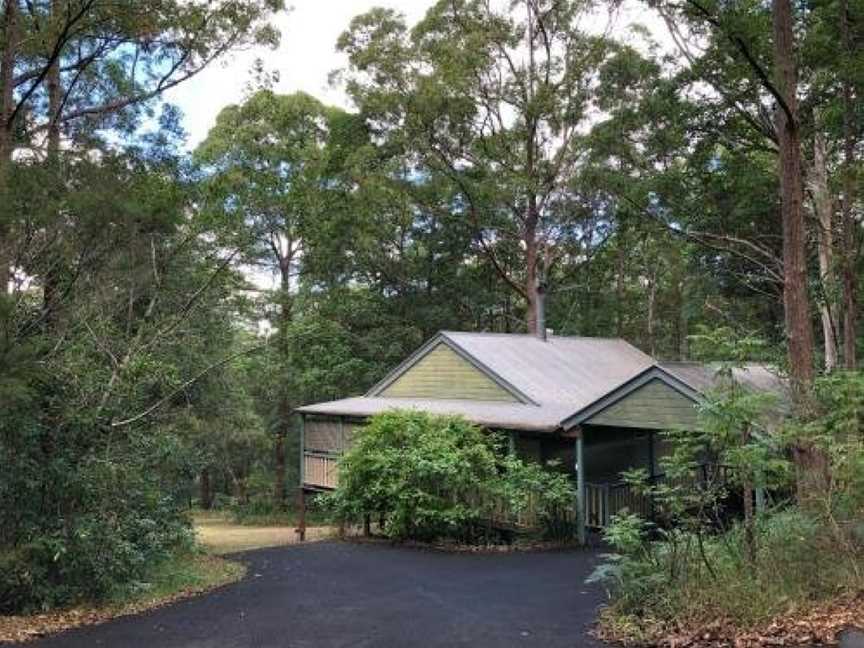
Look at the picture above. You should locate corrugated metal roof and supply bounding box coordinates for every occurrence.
[660,362,789,400]
[297,397,569,432]
[440,332,654,410]
[297,332,788,433]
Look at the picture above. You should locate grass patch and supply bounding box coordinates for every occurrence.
[0,552,245,643]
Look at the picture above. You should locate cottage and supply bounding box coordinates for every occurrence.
[296,330,784,542]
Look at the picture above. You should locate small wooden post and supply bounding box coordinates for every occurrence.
[363,514,371,537]
[576,431,586,546]
[508,430,517,456]
[296,487,306,541]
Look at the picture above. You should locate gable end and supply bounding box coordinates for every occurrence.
[563,366,704,431]
[367,336,524,403]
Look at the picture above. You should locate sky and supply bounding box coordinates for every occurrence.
[166,0,670,151]
[166,1,436,149]
[166,0,670,294]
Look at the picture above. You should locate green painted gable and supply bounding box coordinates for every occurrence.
[380,343,518,402]
[584,378,700,430]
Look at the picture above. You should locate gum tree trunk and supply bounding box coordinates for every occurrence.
[772,0,815,398]
[810,129,839,372]
[0,0,20,293]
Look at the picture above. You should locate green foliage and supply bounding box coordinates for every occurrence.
[592,509,860,629]
[593,354,864,639]
[326,411,499,541]
[325,411,576,543]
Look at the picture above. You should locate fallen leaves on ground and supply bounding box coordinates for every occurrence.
[0,555,245,644]
[595,593,864,647]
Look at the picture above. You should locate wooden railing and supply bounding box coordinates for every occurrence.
[585,482,652,529]
[303,451,339,490]
[584,464,734,530]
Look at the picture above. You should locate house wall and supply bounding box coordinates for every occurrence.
[379,343,518,402]
[304,417,359,454]
[586,378,700,430]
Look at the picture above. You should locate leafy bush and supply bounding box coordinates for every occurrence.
[591,508,859,630]
[0,425,195,613]
[324,411,576,543]
[591,368,864,641]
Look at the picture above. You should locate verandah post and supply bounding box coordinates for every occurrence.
[576,431,586,546]
[296,414,306,541]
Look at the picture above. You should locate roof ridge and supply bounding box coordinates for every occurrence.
[441,330,635,342]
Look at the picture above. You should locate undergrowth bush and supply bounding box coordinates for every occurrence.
[590,508,861,631]
[324,410,576,543]
[591,365,864,642]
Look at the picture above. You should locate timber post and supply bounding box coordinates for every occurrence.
[575,431,586,546]
[296,414,306,541]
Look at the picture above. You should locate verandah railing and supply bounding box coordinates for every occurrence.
[585,463,734,530]
[303,451,339,490]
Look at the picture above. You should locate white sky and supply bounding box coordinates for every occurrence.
[166,1,436,149]
[166,1,670,295]
[166,0,670,150]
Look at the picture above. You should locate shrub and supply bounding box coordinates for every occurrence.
[325,411,499,541]
[324,410,576,543]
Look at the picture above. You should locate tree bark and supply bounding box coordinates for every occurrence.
[200,467,213,510]
[0,0,20,294]
[810,128,839,372]
[840,0,858,370]
[772,0,815,399]
[273,260,294,509]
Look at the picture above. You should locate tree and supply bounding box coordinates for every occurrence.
[337,0,615,333]
[0,0,282,292]
[196,90,363,507]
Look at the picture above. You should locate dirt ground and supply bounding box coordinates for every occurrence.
[193,513,334,554]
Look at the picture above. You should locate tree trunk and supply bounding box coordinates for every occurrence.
[810,128,839,372]
[273,261,294,509]
[840,0,858,370]
[772,0,815,400]
[741,423,756,564]
[43,5,63,327]
[646,268,658,356]
[0,0,20,294]
[200,468,213,510]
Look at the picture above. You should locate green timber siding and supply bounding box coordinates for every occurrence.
[585,378,700,430]
[380,343,517,402]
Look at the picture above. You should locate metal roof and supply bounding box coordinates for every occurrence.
[660,362,789,400]
[297,332,788,433]
[297,397,570,432]
[439,332,654,410]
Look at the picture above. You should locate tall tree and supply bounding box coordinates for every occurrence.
[196,90,362,506]
[338,0,614,333]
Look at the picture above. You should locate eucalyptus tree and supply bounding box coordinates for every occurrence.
[196,90,365,506]
[337,0,618,334]
[0,0,283,293]
[648,0,864,384]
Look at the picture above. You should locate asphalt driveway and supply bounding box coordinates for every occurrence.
[23,542,608,648]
